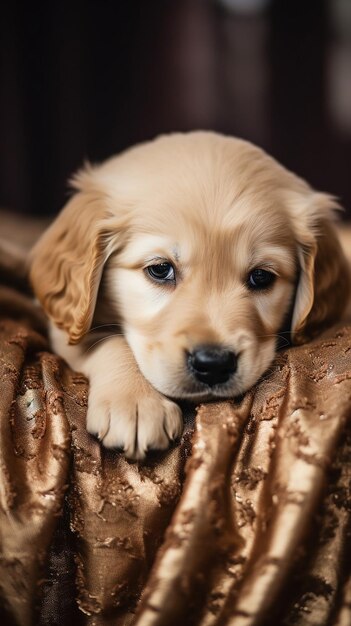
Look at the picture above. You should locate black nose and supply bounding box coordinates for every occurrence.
[188,346,237,386]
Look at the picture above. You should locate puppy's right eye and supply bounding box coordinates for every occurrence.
[146,263,175,283]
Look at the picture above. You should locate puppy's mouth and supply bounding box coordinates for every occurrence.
[175,386,237,402]
[167,374,242,402]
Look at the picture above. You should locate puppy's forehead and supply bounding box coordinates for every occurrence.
[121,211,294,277]
[120,234,181,265]
[100,132,300,267]
[126,189,294,258]
[98,132,308,215]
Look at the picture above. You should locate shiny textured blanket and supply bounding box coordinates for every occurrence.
[1,243,351,626]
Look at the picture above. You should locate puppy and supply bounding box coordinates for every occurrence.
[29,132,350,459]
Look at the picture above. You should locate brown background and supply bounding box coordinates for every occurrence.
[0,0,351,219]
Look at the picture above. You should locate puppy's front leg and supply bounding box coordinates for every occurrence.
[77,337,183,460]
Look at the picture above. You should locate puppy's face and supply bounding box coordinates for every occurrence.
[30,132,350,400]
[111,203,296,400]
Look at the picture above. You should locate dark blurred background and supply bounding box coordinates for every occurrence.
[1,0,351,219]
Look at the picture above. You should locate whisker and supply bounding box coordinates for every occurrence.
[257,369,278,385]
[276,338,291,347]
[252,332,293,349]
[255,331,293,340]
[84,334,124,355]
[89,323,121,332]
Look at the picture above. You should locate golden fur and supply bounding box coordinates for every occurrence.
[29,132,350,459]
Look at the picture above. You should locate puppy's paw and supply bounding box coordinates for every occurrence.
[86,386,183,460]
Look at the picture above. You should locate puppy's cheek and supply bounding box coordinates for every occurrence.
[124,329,149,373]
[124,328,171,392]
[238,338,277,392]
[138,355,181,398]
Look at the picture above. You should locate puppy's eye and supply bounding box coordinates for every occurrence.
[146,262,175,283]
[247,268,276,290]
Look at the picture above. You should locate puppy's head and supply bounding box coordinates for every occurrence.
[30,132,350,400]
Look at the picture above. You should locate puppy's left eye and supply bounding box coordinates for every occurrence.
[146,262,175,283]
[247,268,276,290]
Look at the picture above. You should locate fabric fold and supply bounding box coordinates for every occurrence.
[0,322,71,626]
[1,243,351,626]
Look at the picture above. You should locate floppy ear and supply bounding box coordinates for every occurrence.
[29,180,126,344]
[291,195,350,344]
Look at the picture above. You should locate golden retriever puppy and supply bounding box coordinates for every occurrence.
[29,132,350,459]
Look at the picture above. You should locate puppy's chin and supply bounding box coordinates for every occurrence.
[165,386,243,403]
[154,377,255,403]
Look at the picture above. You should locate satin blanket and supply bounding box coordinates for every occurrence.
[0,241,350,626]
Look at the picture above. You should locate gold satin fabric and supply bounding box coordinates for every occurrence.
[1,246,351,626]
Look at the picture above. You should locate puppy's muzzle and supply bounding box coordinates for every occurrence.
[187,345,237,386]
